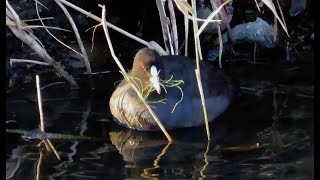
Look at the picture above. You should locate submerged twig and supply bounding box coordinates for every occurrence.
[44,139,61,160]
[6,129,96,140]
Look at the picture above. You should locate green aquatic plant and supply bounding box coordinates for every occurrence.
[119,71,184,113]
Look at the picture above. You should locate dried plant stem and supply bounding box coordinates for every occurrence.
[100,5,172,142]
[197,0,231,37]
[275,0,287,31]
[57,0,148,46]
[36,75,61,160]
[173,0,221,23]
[10,59,50,66]
[168,0,179,55]
[34,2,80,58]
[156,0,174,55]
[254,42,257,63]
[217,23,223,68]
[6,0,22,31]
[45,139,61,160]
[6,21,72,32]
[261,0,289,37]
[36,75,45,132]
[54,0,94,89]
[6,2,78,88]
[8,23,78,88]
[191,0,210,141]
[254,0,261,12]
[23,17,54,22]
[195,70,210,140]
[57,0,166,55]
[184,16,189,56]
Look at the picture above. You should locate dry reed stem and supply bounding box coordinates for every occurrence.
[23,17,54,22]
[275,0,287,31]
[10,59,50,66]
[217,23,223,68]
[8,23,78,87]
[34,2,82,58]
[57,0,167,55]
[100,5,172,142]
[36,75,61,160]
[191,0,210,141]
[184,16,189,56]
[168,0,179,55]
[254,0,261,12]
[6,20,71,32]
[196,0,231,37]
[254,43,257,63]
[6,1,78,88]
[45,139,61,160]
[36,75,45,132]
[54,0,94,89]
[261,0,289,37]
[210,0,232,35]
[6,0,22,31]
[156,0,174,55]
[173,0,222,23]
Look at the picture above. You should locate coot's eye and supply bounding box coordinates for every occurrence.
[141,65,147,71]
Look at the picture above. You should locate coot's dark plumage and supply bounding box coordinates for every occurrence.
[109,48,235,131]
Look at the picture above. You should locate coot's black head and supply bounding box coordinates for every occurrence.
[131,48,162,94]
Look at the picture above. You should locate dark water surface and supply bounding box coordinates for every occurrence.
[6,63,314,179]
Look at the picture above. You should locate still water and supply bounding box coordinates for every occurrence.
[6,63,314,179]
